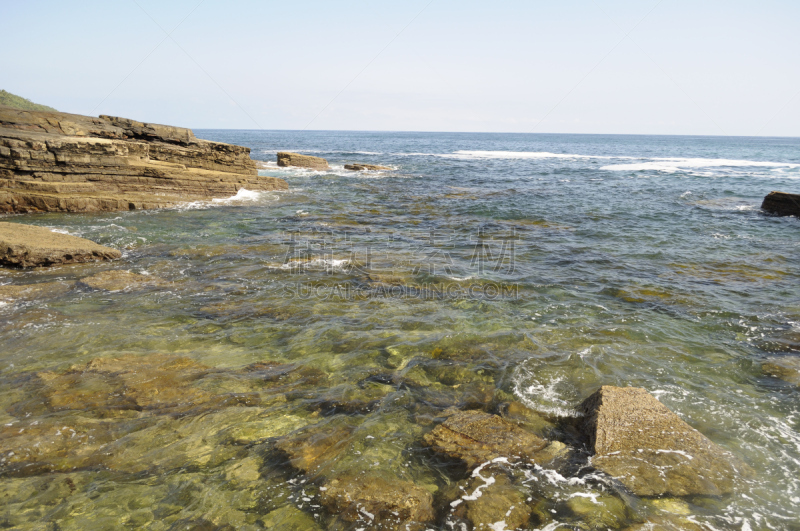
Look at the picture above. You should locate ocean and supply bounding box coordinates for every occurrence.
[1,130,799,529]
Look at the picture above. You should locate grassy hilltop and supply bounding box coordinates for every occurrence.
[0,90,57,112]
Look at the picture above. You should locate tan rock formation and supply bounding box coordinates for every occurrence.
[761,191,800,217]
[423,410,547,468]
[0,222,120,267]
[344,163,391,171]
[580,386,749,496]
[0,106,288,213]
[276,152,329,170]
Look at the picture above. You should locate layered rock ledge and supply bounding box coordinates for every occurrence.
[0,107,287,213]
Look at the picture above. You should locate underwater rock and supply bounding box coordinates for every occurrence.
[276,152,329,170]
[275,421,353,474]
[450,467,532,530]
[320,473,435,529]
[498,400,556,438]
[344,163,391,171]
[0,222,120,268]
[0,280,74,301]
[565,493,630,530]
[423,410,547,469]
[623,516,706,531]
[260,505,322,531]
[78,270,166,291]
[580,386,747,497]
[761,191,800,217]
[762,356,800,386]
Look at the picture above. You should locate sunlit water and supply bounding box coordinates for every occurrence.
[1,131,799,530]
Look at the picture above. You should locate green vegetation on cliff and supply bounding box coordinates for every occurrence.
[0,90,57,112]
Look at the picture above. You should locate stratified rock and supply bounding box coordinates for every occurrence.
[0,107,287,213]
[78,270,165,292]
[344,163,391,171]
[580,386,747,497]
[276,152,329,170]
[762,191,800,217]
[423,410,547,468]
[0,222,120,267]
[320,473,435,530]
[762,356,800,386]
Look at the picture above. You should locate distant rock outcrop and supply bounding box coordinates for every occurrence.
[344,163,391,171]
[0,222,120,268]
[580,386,749,497]
[0,107,287,213]
[762,191,800,217]
[277,152,329,170]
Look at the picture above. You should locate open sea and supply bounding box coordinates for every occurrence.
[1,131,799,530]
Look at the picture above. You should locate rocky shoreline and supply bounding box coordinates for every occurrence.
[0,107,287,213]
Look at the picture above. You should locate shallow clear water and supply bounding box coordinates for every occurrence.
[1,131,799,530]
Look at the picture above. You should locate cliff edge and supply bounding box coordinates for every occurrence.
[0,107,287,213]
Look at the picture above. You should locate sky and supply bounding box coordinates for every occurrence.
[2,0,799,136]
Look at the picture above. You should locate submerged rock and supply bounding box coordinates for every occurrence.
[0,280,74,301]
[276,152,329,170]
[344,163,391,171]
[78,270,166,291]
[275,420,353,474]
[0,222,120,268]
[580,386,747,497]
[423,410,547,468]
[450,466,532,530]
[260,506,322,531]
[565,493,629,530]
[762,356,800,386]
[761,191,800,217]
[320,473,435,529]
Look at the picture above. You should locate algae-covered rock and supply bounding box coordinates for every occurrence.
[565,493,630,530]
[423,410,547,468]
[77,270,166,291]
[450,467,532,530]
[623,515,706,531]
[762,356,800,386]
[275,420,354,473]
[0,222,121,268]
[0,280,74,301]
[320,473,435,529]
[260,505,322,531]
[581,386,748,497]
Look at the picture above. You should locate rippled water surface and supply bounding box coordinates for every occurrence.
[1,132,799,530]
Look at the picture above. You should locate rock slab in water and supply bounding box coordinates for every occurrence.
[320,474,435,529]
[580,386,744,496]
[423,410,547,468]
[276,152,329,170]
[762,356,800,386]
[0,222,121,267]
[761,191,800,217]
[344,163,391,171]
[0,107,288,213]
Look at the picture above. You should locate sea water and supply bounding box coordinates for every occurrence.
[0,131,798,529]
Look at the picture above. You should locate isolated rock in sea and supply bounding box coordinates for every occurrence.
[344,163,391,171]
[276,152,329,170]
[78,270,165,292]
[320,473,435,529]
[761,191,800,217]
[580,386,747,496]
[0,107,288,213]
[423,410,547,468]
[762,356,800,386]
[0,222,120,267]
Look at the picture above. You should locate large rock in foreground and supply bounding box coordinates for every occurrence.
[423,410,547,468]
[277,152,329,170]
[0,222,120,267]
[762,191,800,217]
[0,107,287,213]
[581,386,747,496]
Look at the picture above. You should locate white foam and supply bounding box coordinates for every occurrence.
[443,150,611,161]
[601,157,800,174]
[212,188,261,203]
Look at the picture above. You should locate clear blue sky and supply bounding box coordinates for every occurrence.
[3,0,799,136]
